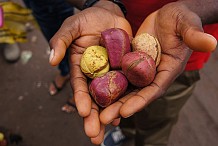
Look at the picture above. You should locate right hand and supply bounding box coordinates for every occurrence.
[99,1,217,131]
[49,6,132,144]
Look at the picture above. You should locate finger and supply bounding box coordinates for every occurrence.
[84,102,101,138]
[116,17,133,37]
[178,10,217,52]
[135,11,157,36]
[111,118,121,126]
[90,124,105,145]
[183,28,217,52]
[70,52,92,117]
[100,102,122,125]
[100,92,136,124]
[120,87,158,118]
[49,16,80,66]
[120,67,177,118]
[137,11,217,52]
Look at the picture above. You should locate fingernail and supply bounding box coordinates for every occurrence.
[49,49,54,63]
[106,119,114,125]
[206,33,217,41]
[123,113,134,118]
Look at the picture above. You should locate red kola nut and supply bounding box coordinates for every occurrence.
[121,51,156,87]
[89,70,128,107]
[101,28,131,69]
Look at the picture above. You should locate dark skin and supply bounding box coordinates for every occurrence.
[49,0,217,144]
[50,1,132,141]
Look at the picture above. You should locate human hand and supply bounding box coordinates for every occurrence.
[49,4,132,144]
[99,1,217,126]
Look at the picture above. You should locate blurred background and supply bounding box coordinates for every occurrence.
[0,0,218,146]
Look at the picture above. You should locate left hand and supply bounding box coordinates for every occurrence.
[49,5,132,144]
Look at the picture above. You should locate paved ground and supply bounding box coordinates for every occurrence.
[1,1,218,146]
[1,26,218,146]
[0,22,96,145]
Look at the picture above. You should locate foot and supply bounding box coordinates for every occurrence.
[61,98,77,113]
[49,74,70,96]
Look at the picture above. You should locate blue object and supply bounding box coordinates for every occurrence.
[101,126,126,146]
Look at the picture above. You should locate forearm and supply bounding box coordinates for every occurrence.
[66,0,124,17]
[178,0,218,24]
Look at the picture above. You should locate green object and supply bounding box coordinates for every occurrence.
[0,132,4,141]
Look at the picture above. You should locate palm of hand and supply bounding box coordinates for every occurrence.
[52,7,132,143]
[64,7,132,112]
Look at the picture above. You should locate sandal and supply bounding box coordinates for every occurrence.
[61,100,77,114]
[49,74,70,96]
[49,80,65,96]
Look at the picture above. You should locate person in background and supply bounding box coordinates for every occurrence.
[49,0,218,146]
[23,0,77,113]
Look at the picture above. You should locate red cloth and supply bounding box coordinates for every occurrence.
[122,0,218,71]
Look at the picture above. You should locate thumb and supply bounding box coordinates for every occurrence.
[178,9,217,52]
[183,28,217,52]
[49,17,80,66]
[49,38,69,66]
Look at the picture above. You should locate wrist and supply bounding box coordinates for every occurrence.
[83,0,126,17]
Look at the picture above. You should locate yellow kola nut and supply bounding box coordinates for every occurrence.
[80,46,110,79]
